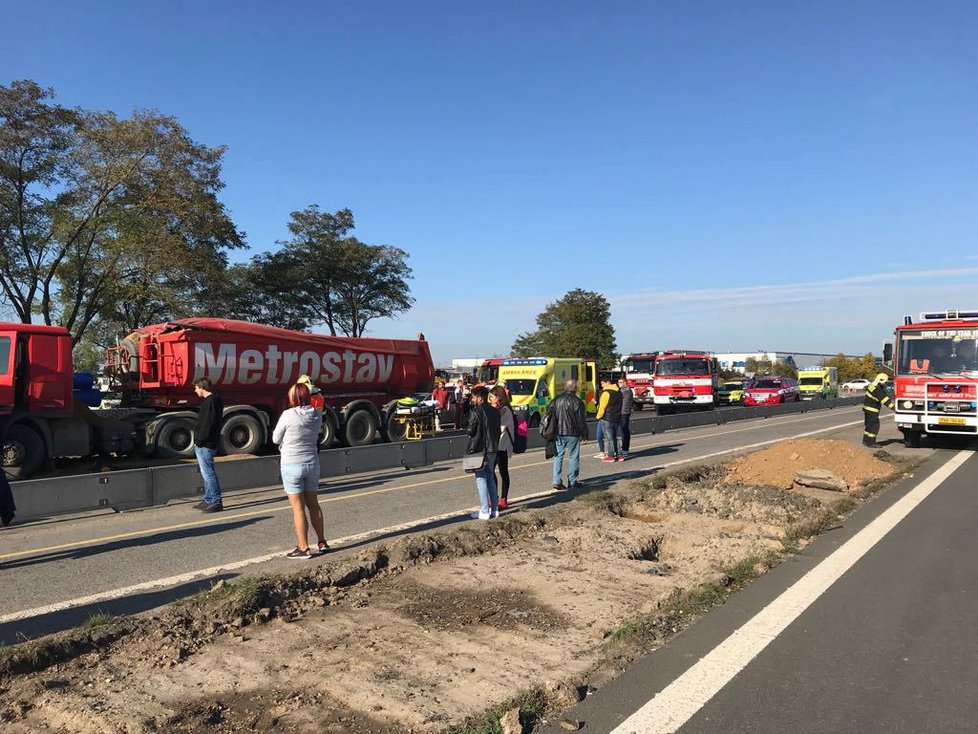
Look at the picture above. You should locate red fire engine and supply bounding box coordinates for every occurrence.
[885,308,978,447]
[623,350,719,414]
[622,353,657,410]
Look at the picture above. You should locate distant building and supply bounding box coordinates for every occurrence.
[715,351,863,374]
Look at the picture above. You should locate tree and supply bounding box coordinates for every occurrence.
[511,289,618,367]
[822,353,880,383]
[745,357,797,378]
[230,205,414,337]
[0,80,244,345]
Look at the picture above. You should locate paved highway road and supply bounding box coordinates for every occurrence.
[540,437,978,734]
[1,405,869,644]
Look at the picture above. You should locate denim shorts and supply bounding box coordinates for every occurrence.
[281,459,321,495]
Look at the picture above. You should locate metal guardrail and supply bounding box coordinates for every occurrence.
[10,397,863,521]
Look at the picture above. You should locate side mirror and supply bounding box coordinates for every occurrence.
[882,343,893,365]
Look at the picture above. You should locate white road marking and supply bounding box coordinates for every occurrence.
[0,413,864,627]
[610,449,972,734]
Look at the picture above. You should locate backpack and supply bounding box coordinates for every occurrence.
[539,407,558,442]
[512,410,528,454]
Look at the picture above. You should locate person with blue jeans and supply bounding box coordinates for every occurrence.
[465,385,500,519]
[547,379,589,489]
[273,382,328,559]
[192,378,225,512]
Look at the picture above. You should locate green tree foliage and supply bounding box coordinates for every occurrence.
[227,206,413,337]
[511,289,618,368]
[822,353,881,383]
[745,357,797,378]
[0,80,244,345]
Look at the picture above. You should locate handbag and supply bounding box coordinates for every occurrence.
[462,452,486,473]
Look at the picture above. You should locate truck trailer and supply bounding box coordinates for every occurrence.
[1,318,435,478]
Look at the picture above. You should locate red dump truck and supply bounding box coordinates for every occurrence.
[1,318,435,478]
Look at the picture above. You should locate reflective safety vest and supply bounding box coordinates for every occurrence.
[863,383,894,413]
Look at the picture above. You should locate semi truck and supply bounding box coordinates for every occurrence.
[883,308,978,447]
[1,318,435,478]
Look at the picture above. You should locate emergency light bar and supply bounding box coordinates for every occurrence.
[919,309,978,321]
[501,358,548,366]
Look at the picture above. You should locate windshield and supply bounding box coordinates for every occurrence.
[504,379,537,396]
[897,329,978,376]
[753,379,782,389]
[477,364,499,383]
[656,359,710,376]
[627,359,654,374]
[799,377,824,386]
[0,336,10,376]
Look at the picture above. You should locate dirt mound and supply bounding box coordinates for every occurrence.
[723,438,893,490]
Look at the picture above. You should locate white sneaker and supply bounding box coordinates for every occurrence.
[593,452,605,459]
[470,511,492,520]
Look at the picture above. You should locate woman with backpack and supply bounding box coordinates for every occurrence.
[489,385,515,510]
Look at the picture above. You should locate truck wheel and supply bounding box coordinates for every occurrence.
[221,413,263,455]
[2,424,46,479]
[903,429,922,449]
[384,411,408,443]
[320,412,338,449]
[634,403,644,411]
[344,410,377,447]
[156,418,197,458]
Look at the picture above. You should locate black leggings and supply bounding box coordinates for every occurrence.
[495,450,510,499]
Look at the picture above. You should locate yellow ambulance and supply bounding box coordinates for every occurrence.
[797,366,839,400]
[497,358,598,426]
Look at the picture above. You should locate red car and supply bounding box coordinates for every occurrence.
[743,376,801,406]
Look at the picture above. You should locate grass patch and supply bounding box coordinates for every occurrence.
[443,687,549,734]
[84,613,116,629]
[200,577,270,615]
[575,489,628,516]
[782,497,857,548]
[649,475,667,490]
[611,553,772,647]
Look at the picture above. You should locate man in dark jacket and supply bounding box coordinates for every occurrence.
[863,372,894,448]
[548,379,589,490]
[617,378,634,458]
[466,385,500,519]
[193,378,225,512]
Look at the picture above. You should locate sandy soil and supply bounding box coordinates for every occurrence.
[0,440,916,733]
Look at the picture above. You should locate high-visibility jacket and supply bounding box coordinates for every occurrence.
[863,382,894,413]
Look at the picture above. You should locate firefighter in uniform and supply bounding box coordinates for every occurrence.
[862,372,894,448]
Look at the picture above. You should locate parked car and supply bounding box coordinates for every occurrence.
[743,376,801,406]
[841,378,871,391]
[717,380,749,405]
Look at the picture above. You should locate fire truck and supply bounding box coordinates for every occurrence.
[1,318,435,478]
[650,350,719,414]
[884,308,978,447]
[621,353,657,410]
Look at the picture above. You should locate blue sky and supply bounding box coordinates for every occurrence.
[6,1,978,364]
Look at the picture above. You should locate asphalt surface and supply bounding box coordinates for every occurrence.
[540,436,978,734]
[0,404,866,642]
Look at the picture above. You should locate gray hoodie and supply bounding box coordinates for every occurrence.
[272,406,323,463]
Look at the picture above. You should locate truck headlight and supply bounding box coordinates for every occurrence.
[900,400,914,410]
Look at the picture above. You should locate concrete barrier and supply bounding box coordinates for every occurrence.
[11,397,864,521]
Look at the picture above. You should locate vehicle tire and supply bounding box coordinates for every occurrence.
[220,413,264,455]
[320,411,338,448]
[2,424,46,479]
[634,403,644,411]
[155,417,197,459]
[902,429,922,449]
[384,411,408,443]
[344,410,377,447]
[529,412,541,429]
